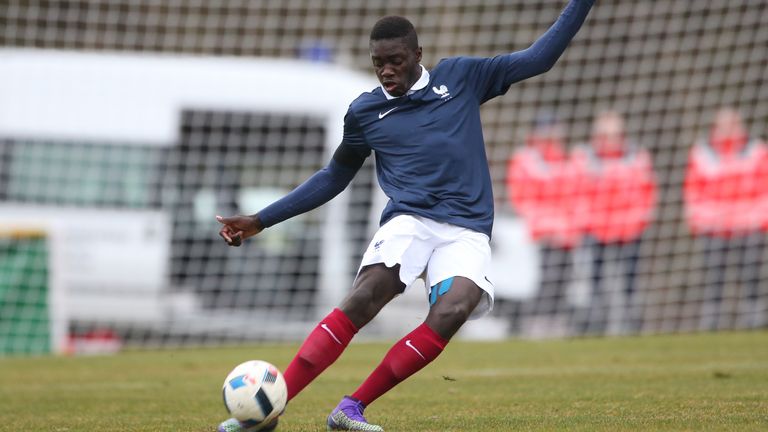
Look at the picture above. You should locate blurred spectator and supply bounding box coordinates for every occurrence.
[507,112,587,332]
[297,40,335,63]
[572,110,657,334]
[684,108,768,330]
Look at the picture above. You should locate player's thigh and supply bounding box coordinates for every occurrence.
[426,228,495,324]
[425,276,484,340]
[340,263,405,328]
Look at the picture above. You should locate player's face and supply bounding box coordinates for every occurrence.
[370,38,422,97]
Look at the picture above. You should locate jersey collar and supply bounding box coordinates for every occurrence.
[381,65,430,100]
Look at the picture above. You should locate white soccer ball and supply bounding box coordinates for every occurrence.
[222,360,288,424]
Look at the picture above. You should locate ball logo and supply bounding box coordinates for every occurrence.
[263,367,278,384]
[228,374,248,390]
[228,373,261,390]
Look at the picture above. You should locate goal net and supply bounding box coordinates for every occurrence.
[0,0,765,350]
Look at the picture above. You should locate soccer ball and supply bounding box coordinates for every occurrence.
[222,360,288,424]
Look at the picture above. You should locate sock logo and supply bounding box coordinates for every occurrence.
[321,323,343,345]
[405,339,426,360]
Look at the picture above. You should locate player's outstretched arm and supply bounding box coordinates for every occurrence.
[506,0,595,82]
[216,143,367,247]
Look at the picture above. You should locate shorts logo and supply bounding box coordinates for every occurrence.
[374,240,385,251]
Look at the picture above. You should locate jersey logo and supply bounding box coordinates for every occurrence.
[432,84,450,99]
[378,107,398,119]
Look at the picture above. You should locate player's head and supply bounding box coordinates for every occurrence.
[591,110,626,156]
[369,16,422,97]
[710,107,747,153]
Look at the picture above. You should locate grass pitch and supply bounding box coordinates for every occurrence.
[1,331,766,431]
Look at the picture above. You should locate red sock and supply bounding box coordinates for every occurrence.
[283,308,358,401]
[352,323,448,406]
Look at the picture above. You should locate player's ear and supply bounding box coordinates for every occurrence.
[415,46,422,63]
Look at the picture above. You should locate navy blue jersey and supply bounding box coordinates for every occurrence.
[257,0,594,235]
[342,1,593,236]
[343,57,521,236]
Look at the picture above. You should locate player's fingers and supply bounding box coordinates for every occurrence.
[225,230,243,247]
[217,217,246,246]
[216,215,233,225]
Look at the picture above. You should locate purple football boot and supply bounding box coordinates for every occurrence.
[326,396,383,431]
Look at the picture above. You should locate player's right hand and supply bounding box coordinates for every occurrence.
[216,214,264,247]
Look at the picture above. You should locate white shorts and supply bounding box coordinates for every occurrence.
[358,214,494,320]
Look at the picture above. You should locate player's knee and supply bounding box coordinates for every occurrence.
[425,302,470,340]
[340,285,389,328]
[341,265,403,325]
[344,286,377,315]
[431,300,473,329]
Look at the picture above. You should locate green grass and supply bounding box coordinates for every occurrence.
[1,331,767,431]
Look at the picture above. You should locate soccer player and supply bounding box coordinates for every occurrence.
[217,1,594,430]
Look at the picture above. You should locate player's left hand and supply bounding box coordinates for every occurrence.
[216,214,264,247]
